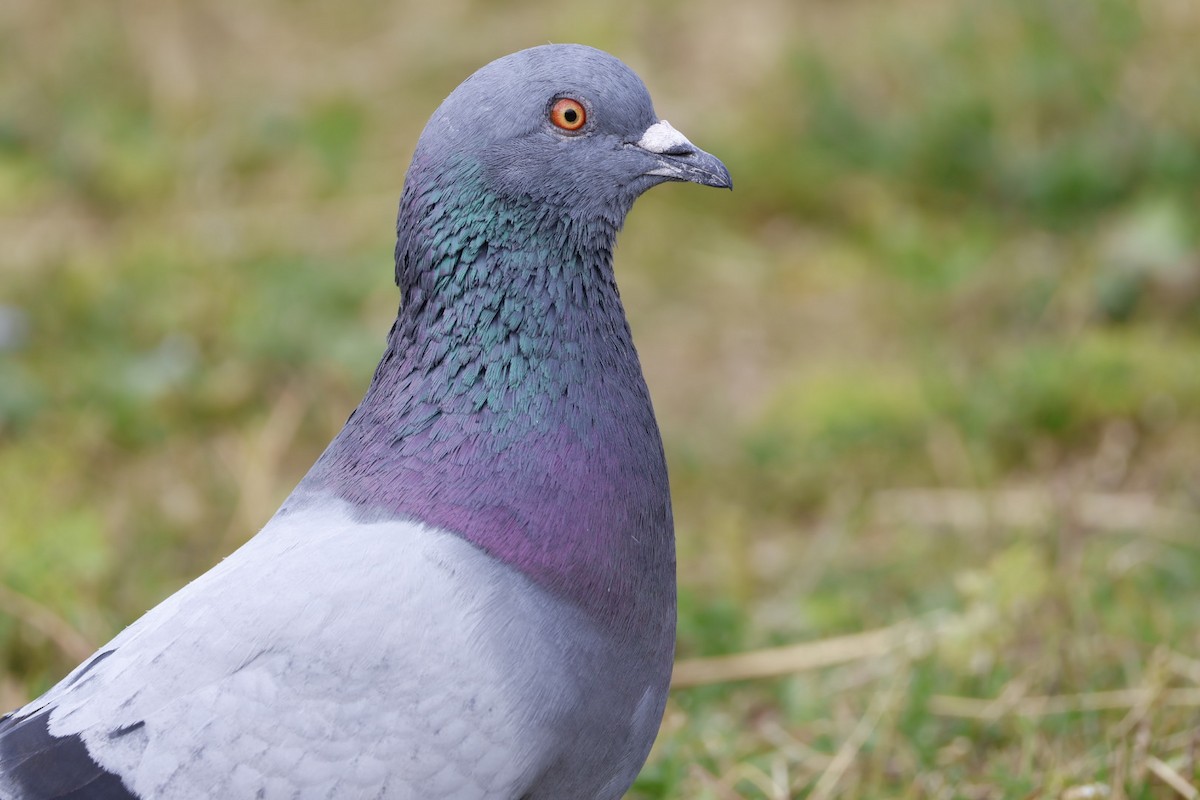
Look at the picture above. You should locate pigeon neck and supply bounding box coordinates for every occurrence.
[299,162,675,629]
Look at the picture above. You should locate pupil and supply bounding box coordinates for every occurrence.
[564,109,577,123]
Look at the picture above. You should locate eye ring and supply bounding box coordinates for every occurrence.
[549,98,587,132]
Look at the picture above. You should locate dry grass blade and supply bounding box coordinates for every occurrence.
[809,680,899,800]
[1146,756,1199,799]
[930,688,1200,719]
[671,619,931,688]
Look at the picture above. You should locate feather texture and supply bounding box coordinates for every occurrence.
[2,499,664,799]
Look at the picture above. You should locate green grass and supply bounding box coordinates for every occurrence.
[2,0,1200,796]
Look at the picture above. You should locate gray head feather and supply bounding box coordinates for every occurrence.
[410,44,730,226]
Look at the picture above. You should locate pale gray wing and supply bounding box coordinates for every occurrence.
[0,497,589,800]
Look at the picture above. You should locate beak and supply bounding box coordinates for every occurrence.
[634,120,732,190]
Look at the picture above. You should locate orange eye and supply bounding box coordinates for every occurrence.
[549,98,587,131]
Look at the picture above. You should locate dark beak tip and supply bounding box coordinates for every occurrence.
[685,149,732,191]
[636,134,732,191]
[707,161,734,191]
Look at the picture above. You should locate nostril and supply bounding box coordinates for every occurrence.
[661,144,694,157]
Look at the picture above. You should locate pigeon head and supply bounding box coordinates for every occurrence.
[409,44,731,230]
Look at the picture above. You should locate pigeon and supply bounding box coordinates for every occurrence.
[0,43,731,800]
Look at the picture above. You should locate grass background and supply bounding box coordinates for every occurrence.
[2,0,1200,796]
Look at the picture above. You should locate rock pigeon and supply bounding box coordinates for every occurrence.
[0,43,730,799]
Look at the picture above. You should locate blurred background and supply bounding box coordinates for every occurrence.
[2,0,1199,796]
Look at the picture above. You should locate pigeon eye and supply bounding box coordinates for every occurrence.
[549,98,587,132]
